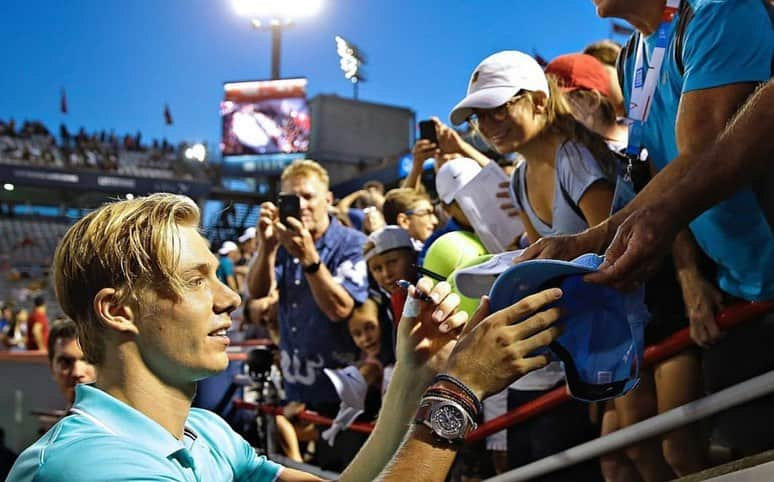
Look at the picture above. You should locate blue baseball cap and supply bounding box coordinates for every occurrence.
[487,253,648,402]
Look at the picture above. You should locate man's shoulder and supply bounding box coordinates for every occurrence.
[328,219,367,244]
[9,422,168,481]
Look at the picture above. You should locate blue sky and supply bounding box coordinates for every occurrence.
[0,1,620,152]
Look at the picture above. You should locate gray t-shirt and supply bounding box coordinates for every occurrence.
[510,140,610,238]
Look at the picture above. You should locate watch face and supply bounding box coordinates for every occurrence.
[430,403,466,439]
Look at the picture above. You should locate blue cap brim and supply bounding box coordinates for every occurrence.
[488,253,601,312]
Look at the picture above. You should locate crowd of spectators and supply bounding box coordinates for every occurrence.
[207,2,772,478]
[3,1,773,480]
[0,118,210,180]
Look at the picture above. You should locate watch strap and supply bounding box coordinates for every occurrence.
[414,396,476,444]
[303,259,321,274]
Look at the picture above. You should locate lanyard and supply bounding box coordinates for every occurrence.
[626,0,681,156]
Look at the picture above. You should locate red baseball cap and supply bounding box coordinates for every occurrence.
[545,53,612,98]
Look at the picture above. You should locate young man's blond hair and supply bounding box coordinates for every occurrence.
[52,193,200,364]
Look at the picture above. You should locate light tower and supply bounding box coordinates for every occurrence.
[335,35,366,99]
[233,0,323,79]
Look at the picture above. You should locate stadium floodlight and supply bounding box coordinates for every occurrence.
[234,0,323,79]
[184,143,207,162]
[3,183,14,191]
[233,0,322,20]
[335,35,366,99]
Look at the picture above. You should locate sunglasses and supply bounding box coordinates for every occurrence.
[468,91,528,124]
[404,208,435,217]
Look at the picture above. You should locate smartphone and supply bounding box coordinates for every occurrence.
[418,119,438,145]
[277,194,301,226]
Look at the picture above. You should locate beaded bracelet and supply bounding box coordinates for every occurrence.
[424,386,479,423]
[432,373,484,420]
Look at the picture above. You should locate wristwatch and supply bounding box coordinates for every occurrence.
[303,259,321,274]
[414,396,477,444]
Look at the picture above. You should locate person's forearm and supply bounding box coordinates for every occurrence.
[247,244,277,299]
[340,362,432,482]
[305,264,355,321]
[33,326,44,351]
[402,163,424,191]
[375,425,457,482]
[227,275,238,292]
[460,142,491,167]
[337,190,364,214]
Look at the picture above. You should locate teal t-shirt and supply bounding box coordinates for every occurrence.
[217,256,236,285]
[7,384,283,482]
[622,0,774,301]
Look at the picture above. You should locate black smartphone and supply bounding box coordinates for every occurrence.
[418,119,438,145]
[277,194,301,226]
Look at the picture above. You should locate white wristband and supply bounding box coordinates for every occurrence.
[402,296,421,318]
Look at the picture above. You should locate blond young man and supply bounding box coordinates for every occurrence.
[8,193,566,481]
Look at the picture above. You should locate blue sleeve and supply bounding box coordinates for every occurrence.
[508,164,525,212]
[232,431,283,482]
[274,250,285,285]
[348,208,365,231]
[221,258,235,277]
[331,233,369,305]
[682,0,773,93]
[557,142,609,204]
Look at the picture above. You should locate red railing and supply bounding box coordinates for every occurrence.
[232,301,773,443]
[467,301,774,442]
[232,399,375,435]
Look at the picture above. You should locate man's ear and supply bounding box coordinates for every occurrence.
[326,190,333,206]
[396,212,410,229]
[93,288,138,335]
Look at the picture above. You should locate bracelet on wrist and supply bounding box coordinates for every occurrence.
[432,374,483,420]
[424,386,479,423]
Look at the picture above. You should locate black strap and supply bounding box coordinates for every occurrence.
[673,1,694,76]
[616,32,638,96]
[557,180,587,221]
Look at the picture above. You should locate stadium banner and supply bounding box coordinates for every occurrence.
[0,163,210,197]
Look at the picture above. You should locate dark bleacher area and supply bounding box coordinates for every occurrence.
[0,215,71,320]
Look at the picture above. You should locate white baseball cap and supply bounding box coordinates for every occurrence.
[364,226,414,261]
[449,50,550,126]
[435,157,481,204]
[238,227,256,243]
[218,240,239,255]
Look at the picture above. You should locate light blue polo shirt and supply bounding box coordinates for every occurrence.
[621,0,774,301]
[7,384,283,481]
